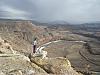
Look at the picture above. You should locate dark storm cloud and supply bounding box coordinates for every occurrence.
[0,0,100,23]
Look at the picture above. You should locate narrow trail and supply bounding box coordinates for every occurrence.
[36,40,62,52]
[36,40,86,52]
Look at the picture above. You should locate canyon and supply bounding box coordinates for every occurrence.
[0,19,100,75]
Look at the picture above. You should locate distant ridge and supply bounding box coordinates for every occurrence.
[0,18,100,26]
[48,20,70,24]
[0,18,31,22]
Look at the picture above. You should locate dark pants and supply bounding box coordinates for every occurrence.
[33,45,36,53]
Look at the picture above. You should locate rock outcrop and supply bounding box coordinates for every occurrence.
[0,37,15,54]
[0,37,47,75]
[30,55,82,75]
[0,54,47,75]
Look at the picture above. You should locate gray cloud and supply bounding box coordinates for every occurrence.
[0,0,100,23]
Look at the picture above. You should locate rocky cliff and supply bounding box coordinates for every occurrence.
[0,20,100,75]
[0,20,69,54]
[0,20,46,54]
[0,37,82,75]
[0,20,37,42]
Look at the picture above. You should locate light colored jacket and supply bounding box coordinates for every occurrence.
[33,40,37,45]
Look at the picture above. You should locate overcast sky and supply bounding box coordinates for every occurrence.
[0,0,100,24]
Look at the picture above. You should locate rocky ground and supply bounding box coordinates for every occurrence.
[0,20,100,75]
[0,37,82,75]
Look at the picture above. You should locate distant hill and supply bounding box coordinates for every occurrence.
[48,20,70,24]
[0,18,30,22]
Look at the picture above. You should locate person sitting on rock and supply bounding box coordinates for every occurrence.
[32,38,37,53]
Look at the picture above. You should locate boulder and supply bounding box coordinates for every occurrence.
[0,54,47,75]
[30,56,82,75]
[0,37,15,54]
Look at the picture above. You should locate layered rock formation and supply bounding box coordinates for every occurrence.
[0,20,65,54]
